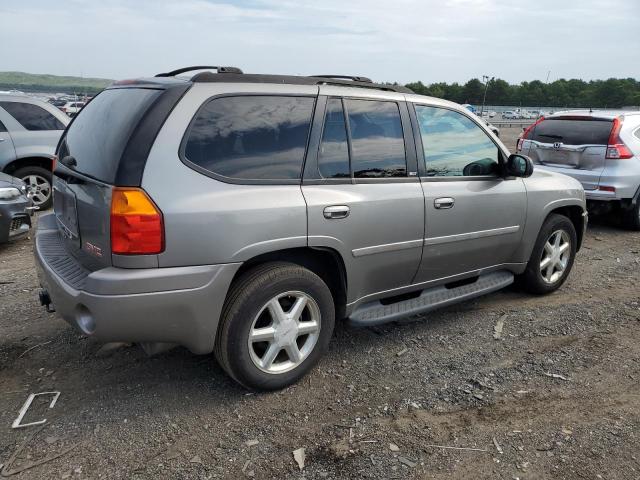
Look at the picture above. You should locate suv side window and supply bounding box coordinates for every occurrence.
[318,98,350,179]
[345,99,406,178]
[184,96,315,181]
[415,105,500,177]
[0,101,65,131]
[0,119,6,132]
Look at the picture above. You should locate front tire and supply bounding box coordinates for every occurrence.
[215,262,335,391]
[518,214,577,294]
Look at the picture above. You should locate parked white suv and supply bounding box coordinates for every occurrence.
[61,101,86,117]
[0,94,69,209]
[517,110,640,229]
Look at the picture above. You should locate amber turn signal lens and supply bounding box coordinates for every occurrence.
[110,188,163,255]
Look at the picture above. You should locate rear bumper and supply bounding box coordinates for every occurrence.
[536,162,640,201]
[34,214,241,354]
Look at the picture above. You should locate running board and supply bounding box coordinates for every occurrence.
[348,270,514,327]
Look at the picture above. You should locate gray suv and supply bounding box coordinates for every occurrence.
[517,110,640,229]
[34,67,587,390]
[0,94,70,209]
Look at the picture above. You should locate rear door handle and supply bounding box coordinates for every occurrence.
[434,197,455,209]
[323,205,350,219]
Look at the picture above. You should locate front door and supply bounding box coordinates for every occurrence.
[411,104,527,283]
[302,89,425,304]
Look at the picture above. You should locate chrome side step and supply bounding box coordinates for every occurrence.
[348,270,514,327]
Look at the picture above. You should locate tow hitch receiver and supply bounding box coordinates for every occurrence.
[38,289,55,313]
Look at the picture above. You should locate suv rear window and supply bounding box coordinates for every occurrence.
[183,96,315,181]
[0,101,65,131]
[530,118,612,145]
[60,88,161,183]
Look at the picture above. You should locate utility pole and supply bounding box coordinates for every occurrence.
[481,75,493,117]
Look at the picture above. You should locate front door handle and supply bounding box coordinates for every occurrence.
[323,205,350,219]
[434,197,455,209]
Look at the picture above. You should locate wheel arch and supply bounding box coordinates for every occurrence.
[232,247,348,320]
[3,156,54,176]
[546,204,586,251]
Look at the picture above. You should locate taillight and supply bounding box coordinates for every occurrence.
[517,116,545,151]
[51,155,57,171]
[110,188,164,255]
[606,116,633,159]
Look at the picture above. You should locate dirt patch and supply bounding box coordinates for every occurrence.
[1,217,639,479]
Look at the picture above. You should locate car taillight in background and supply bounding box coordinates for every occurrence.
[605,116,633,160]
[110,188,164,255]
[516,116,545,151]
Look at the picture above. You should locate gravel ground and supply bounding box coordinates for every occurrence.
[1,186,639,479]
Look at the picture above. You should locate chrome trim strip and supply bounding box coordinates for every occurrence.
[351,239,423,257]
[424,225,520,246]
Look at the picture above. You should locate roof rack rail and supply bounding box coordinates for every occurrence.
[155,66,243,77]
[312,75,373,83]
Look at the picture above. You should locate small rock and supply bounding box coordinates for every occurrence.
[396,348,408,357]
[398,456,417,468]
[44,436,58,445]
[389,443,400,452]
[245,439,259,447]
[293,448,305,470]
[190,455,202,464]
[473,393,484,400]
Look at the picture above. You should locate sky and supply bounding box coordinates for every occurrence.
[1,0,639,85]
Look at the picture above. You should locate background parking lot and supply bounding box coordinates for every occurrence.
[1,131,639,479]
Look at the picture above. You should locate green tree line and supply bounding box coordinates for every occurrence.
[405,78,640,108]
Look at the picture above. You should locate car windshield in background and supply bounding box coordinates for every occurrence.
[530,118,612,146]
[60,88,161,183]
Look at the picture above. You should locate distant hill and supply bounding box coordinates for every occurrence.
[0,71,113,95]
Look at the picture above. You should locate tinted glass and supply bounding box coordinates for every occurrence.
[318,98,350,178]
[345,99,406,178]
[184,96,314,180]
[62,88,161,183]
[530,118,612,145]
[0,120,6,132]
[0,101,65,131]
[415,105,500,177]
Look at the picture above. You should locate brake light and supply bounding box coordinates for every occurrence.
[51,155,57,171]
[517,116,545,151]
[606,116,633,159]
[110,188,164,255]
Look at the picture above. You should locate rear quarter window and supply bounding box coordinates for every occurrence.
[183,96,315,181]
[530,118,612,145]
[0,101,65,131]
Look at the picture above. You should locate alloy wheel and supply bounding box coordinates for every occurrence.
[539,230,571,284]
[248,291,321,374]
[22,174,51,207]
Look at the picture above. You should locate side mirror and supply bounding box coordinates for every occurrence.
[506,153,534,178]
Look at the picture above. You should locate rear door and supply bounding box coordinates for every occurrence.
[411,103,527,283]
[302,87,425,303]
[53,87,167,270]
[523,117,612,190]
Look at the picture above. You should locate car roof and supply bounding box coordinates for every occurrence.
[546,109,640,120]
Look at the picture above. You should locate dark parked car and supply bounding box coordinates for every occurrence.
[0,172,34,243]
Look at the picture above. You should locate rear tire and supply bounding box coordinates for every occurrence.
[621,201,640,231]
[15,166,53,210]
[518,214,577,295]
[215,262,335,391]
